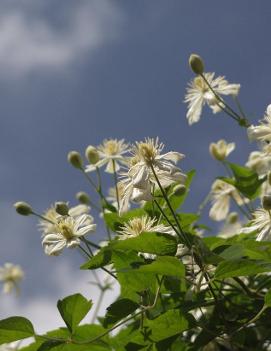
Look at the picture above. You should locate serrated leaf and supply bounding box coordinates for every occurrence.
[57,294,92,333]
[80,246,112,270]
[0,316,35,344]
[113,232,177,256]
[133,256,185,277]
[112,250,157,302]
[104,299,139,328]
[215,259,271,279]
[146,309,193,342]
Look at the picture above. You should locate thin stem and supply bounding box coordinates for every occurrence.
[32,212,55,225]
[199,73,243,123]
[153,199,179,237]
[112,160,120,211]
[150,164,191,248]
[91,288,106,323]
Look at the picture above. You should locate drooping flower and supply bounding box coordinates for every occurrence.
[118,138,186,214]
[184,72,240,125]
[209,179,248,221]
[85,139,129,174]
[117,215,175,240]
[240,208,271,241]
[218,212,242,239]
[42,214,96,256]
[0,263,24,294]
[247,105,271,142]
[209,139,235,161]
[246,142,271,176]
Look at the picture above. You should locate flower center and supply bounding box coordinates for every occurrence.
[194,76,208,92]
[104,140,119,155]
[137,143,157,163]
[59,222,74,239]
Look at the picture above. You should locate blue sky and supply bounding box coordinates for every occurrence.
[0,0,270,332]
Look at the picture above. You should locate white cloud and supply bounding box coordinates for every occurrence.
[0,0,123,77]
[0,259,119,334]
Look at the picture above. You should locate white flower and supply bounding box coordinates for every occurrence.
[218,212,242,239]
[240,208,271,241]
[42,214,96,256]
[39,204,91,236]
[247,105,271,142]
[184,72,240,125]
[117,215,175,240]
[209,139,235,161]
[209,179,247,221]
[85,139,129,173]
[246,150,271,177]
[119,138,186,214]
[0,263,24,294]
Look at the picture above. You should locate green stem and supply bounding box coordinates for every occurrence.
[112,160,120,211]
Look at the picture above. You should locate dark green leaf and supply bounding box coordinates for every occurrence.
[146,309,193,342]
[57,294,92,333]
[113,232,177,256]
[132,256,185,277]
[0,316,35,344]
[265,289,271,307]
[80,246,112,270]
[104,209,147,232]
[104,299,139,328]
[37,340,65,351]
[215,259,271,279]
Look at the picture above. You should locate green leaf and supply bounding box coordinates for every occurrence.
[224,162,266,199]
[175,213,199,230]
[37,340,65,351]
[80,245,112,270]
[265,289,271,307]
[0,316,35,344]
[113,232,177,256]
[133,256,185,277]
[103,299,139,328]
[112,250,157,301]
[57,294,93,333]
[215,259,271,279]
[146,309,193,342]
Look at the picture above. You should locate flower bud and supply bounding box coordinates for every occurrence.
[85,145,99,165]
[209,140,235,161]
[68,151,83,169]
[55,202,69,216]
[262,195,271,210]
[172,184,186,196]
[227,212,239,224]
[76,191,90,205]
[189,54,204,75]
[14,201,33,216]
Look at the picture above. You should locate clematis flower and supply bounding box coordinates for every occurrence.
[42,214,96,256]
[118,138,186,214]
[85,139,129,173]
[218,212,242,239]
[247,105,271,142]
[209,179,248,221]
[0,263,24,294]
[117,215,175,240]
[240,208,271,241]
[209,139,235,161]
[184,72,240,125]
[39,203,91,236]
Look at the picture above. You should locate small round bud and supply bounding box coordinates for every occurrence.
[76,191,90,205]
[14,201,33,216]
[67,151,83,169]
[55,202,69,216]
[189,54,204,75]
[262,195,271,210]
[228,212,239,224]
[172,184,186,196]
[85,145,99,165]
